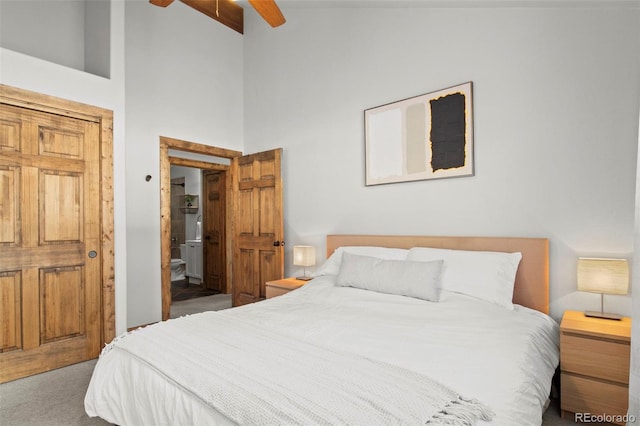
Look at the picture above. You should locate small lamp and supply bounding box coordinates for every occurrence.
[577,257,629,320]
[293,245,315,281]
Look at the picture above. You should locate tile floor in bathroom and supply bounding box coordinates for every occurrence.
[171,279,220,301]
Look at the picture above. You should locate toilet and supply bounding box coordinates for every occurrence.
[171,244,186,281]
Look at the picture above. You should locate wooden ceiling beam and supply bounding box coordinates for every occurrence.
[180,0,244,34]
[149,0,244,34]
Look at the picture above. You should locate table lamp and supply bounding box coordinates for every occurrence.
[293,245,315,281]
[577,257,629,320]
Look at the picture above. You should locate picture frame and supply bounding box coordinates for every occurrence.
[364,82,474,186]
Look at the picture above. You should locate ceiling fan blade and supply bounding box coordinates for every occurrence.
[248,0,286,28]
[149,0,175,6]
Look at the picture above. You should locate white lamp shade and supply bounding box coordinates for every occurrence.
[293,245,315,267]
[577,258,629,295]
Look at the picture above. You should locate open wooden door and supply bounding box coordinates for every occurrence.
[232,148,284,306]
[0,103,103,382]
[202,170,227,293]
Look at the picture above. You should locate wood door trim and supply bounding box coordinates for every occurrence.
[0,85,105,123]
[169,156,230,171]
[160,137,235,321]
[0,84,116,347]
[162,136,242,158]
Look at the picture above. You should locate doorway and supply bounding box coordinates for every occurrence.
[169,167,227,303]
[159,137,241,321]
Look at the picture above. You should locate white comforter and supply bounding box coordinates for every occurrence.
[85,276,559,426]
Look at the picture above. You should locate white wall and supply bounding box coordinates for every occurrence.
[629,111,640,419]
[0,0,110,78]
[0,0,128,334]
[124,1,244,327]
[243,5,640,322]
[0,0,85,71]
[85,0,111,78]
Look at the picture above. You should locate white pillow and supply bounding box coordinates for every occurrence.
[312,246,409,277]
[406,247,522,309]
[336,253,443,301]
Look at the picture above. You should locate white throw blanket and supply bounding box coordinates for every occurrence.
[104,311,493,425]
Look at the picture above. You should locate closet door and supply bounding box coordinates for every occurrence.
[0,103,102,383]
[231,148,284,306]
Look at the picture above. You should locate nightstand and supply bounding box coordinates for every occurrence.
[560,310,631,425]
[265,277,307,299]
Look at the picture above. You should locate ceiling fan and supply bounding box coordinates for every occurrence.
[149,0,285,34]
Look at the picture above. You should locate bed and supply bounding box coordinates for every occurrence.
[85,235,559,425]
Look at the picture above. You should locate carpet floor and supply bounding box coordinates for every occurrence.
[170,293,232,318]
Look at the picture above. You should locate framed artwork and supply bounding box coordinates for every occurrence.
[364,82,474,186]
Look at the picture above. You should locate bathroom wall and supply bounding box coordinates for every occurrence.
[170,176,186,258]
[171,166,202,284]
[170,166,202,242]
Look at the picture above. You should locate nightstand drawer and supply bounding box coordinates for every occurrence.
[561,373,628,424]
[265,286,290,299]
[561,333,630,383]
[265,278,306,299]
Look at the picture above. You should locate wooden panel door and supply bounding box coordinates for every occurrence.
[0,103,102,383]
[232,149,283,306]
[202,170,226,292]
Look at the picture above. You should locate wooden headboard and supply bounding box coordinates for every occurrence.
[326,235,550,314]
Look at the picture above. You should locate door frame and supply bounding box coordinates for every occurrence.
[0,84,116,346]
[159,136,241,321]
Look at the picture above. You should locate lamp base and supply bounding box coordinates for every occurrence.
[296,276,313,281]
[584,310,623,321]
